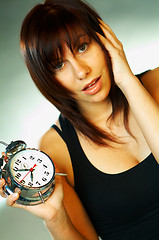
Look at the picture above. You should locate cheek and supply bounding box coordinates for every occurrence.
[91,43,106,64]
[56,70,74,89]
[101,60,112,93]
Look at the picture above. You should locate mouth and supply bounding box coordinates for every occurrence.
[82,77,101,91]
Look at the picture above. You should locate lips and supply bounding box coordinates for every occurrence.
[82,77,100,91]
[82,76,102,95]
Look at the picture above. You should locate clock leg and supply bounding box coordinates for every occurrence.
[38,191,45,204]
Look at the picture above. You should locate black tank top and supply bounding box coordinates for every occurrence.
[52,115,159,240]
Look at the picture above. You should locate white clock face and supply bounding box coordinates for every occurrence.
[9,149,55,188]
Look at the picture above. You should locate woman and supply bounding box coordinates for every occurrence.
[0,0,159,239]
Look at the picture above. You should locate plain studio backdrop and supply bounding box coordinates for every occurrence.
[0,0,158,239]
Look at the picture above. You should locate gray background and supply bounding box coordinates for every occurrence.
[0,0,159,239]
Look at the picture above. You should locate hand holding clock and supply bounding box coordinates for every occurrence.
[0,141,67,226]
[0,165,65,224]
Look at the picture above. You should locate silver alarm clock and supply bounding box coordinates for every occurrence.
[0,140,66,205]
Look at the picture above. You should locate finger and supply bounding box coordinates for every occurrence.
[5,193,27,210]
[99,19,117,37]
[0,178,7,198]
[0,178,5,188]
[98,18,119,41]
[98,20,122,49]
[100,25,122,49]
[96,32,117,55]
[0,189,6,198]
[6,192,20,207]
[97,31,126,64]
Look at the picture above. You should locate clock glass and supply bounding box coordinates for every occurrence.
[9,149,55,188]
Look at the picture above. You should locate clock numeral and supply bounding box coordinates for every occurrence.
[13,166,18,172]
[44,171,49,176]
[42,177,47,182]
[21,180,25,185]
[15,159,21,165]
[36,181,41,186]
[15,173,21,179]
[30,156,35,160]
[28,182,33,187]
[22,156,27,160]
[37,158,42,163]
[43,164,48,168]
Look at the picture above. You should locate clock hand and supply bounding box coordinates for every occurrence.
[31,171,33,182]
[17,168,30,171]
[20,164,37,183]
[17,168,36,172]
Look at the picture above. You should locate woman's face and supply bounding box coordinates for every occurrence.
[54,34,111,109]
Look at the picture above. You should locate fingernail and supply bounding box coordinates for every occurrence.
[15,188,21,194]
[12,193,18,198]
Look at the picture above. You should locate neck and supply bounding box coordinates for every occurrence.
[78,98,112,128]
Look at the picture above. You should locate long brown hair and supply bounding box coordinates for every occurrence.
[20,0,130,146]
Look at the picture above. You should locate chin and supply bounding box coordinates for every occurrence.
[89,89,110,103]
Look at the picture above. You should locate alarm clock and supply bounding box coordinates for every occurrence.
[0,140,65,206]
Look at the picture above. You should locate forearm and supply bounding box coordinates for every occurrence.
[119,75,159,161]
[44,205,97,240]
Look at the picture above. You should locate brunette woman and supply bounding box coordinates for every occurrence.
[0,0,159,239]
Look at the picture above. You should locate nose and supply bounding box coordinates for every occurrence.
[72,59,91,80]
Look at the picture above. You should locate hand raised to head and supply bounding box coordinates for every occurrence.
[97,19,134,88]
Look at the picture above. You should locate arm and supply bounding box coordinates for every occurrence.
[98,20,159,162]
[45,177,98,240]
[0,127,98,240]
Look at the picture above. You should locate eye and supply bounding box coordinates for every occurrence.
[54,61,64,70]
[78,43,88,53]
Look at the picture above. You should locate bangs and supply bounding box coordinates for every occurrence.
[36,9,97,68]
[20,2,105,76]
[51,22,92,62]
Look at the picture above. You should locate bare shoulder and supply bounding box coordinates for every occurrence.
[141,67,159,103]
[39,121,70,173]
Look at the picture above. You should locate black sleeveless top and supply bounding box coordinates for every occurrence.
[52,115,159,240]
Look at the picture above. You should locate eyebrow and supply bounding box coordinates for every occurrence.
[53,33,90,62]
[73,33,90,48]
[77,33,89,41]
